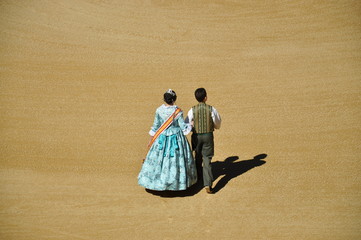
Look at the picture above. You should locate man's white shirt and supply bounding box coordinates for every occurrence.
[185,106,221,129]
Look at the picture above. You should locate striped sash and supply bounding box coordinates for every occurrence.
[149,108,181,147]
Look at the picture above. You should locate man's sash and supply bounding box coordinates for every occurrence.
[149,108,181,147]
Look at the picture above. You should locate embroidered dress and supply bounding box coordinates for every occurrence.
[138,105,197,191]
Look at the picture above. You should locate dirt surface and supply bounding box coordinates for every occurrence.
[1,1,360,239]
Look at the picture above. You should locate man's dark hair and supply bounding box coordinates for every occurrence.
[195,88,207,102]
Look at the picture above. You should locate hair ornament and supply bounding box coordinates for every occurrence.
[166,89,176,96]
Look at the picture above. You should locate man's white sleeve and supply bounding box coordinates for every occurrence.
[211,107,221,129]
[185,108,193,124]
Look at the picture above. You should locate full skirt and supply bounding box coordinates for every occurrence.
[138,132,197,191]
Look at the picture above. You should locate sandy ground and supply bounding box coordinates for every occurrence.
[1,1,361,239]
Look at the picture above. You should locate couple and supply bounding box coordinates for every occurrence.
[138,88,221,194]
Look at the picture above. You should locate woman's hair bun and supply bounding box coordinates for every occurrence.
[164,89,177,104]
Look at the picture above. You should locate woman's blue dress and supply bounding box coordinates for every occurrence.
[138,105,197,191]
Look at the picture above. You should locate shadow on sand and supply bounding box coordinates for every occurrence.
[212,153,267,193]
[145,179,204,198]
[145,153,267,197]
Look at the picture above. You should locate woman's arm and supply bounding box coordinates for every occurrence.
[148,111,162,136]
[147,111,162,148]
[177,111,192,135]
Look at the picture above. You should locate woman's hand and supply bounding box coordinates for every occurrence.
[147,136,153,148]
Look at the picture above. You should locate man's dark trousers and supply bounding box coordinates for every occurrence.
[192,132,214,187]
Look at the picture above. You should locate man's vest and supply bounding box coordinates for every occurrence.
[192,103,214,134]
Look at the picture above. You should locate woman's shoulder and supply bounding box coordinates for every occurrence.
[156,104,180,111]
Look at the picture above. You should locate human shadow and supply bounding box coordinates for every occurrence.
[145,153,267,197]
[145,180,203,198]
[212,154,267,193]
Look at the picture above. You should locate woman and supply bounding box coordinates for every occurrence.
[138,89,197,191]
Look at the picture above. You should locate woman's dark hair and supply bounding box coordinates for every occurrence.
[164,89,177,104]
[195,88,207,102]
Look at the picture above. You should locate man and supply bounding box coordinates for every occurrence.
[186,88,221,194]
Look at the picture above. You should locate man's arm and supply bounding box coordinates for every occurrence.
[185,108,193,125]
[211,107,221,129]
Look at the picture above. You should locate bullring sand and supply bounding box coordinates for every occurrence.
[1,1,360,239]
